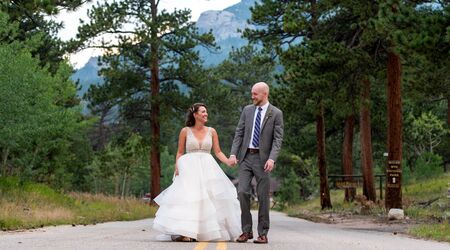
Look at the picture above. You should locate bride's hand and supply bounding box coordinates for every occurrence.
[174,165,179,176]
[228,155,238,167]
[225,157,233,167]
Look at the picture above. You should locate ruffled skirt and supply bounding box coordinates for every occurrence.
[152,152,242,241]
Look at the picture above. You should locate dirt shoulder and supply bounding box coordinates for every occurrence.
[290,211,416,235]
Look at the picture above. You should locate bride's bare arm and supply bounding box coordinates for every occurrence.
[211,128,230,166]
[175,127,187,175]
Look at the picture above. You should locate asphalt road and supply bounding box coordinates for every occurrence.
[1,211,449,250]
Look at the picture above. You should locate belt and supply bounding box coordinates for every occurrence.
[248,148,259,154]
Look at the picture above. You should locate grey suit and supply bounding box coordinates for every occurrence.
[230,103,284,236]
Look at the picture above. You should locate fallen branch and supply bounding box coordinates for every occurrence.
[417,197,440,208]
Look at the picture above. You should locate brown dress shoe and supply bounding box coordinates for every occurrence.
[253,235,268,244]
[236,232,253,242]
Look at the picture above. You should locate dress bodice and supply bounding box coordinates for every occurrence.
[186,127,212,153]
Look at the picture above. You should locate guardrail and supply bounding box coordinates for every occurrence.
[328,174,385,200]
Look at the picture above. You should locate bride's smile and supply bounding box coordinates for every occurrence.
[194,106,208,124]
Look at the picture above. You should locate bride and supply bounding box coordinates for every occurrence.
[152,103,242,242]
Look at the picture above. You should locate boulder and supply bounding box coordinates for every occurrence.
[388,208,405,220]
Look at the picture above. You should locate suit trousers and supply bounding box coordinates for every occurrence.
[237,151,270,236]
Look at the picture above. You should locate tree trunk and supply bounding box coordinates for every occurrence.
[317,102,332,209]
[447,97,450,172]
[342,114,355,202]
[115,175,121,196]
[98,110,107,150]
[150,0,161,200]
[447,97,449,128]
[360,78,376,202]
[121,172,127,199]
[1,147,9,176]
[94,176,98,194]
[385,51,403,210]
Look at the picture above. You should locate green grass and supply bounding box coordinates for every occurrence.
[409,222,450,242]
[402,173,450,242]
[403,173,450,221]
[0,177,157,230]
[283,173,450,242]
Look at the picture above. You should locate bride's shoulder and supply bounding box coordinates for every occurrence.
[208,127,217,134]
[180,127,190,135]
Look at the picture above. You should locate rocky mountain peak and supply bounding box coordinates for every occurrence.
[196,10,253,41]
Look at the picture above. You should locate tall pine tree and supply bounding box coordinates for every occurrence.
[74,0,215,199]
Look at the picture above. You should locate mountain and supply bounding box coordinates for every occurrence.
[71,56,103,97]
[196,0,257,65]
[72,0,257,96]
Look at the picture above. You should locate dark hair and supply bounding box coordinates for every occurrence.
[185,103,207,127]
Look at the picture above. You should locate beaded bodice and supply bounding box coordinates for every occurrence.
[185,127,212,153]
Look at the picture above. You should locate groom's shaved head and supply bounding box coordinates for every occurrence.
[252,82,270,95]
[251,82,270,106]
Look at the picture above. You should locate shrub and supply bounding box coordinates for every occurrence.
[414,152,443,180]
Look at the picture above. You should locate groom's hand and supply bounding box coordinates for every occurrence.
[264,159,275,173]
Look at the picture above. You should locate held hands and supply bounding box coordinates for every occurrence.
[228,155,238,167]
[226,155,273,171]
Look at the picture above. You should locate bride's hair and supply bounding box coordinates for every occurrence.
[185,103,207,127]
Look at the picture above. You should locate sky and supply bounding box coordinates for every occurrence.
[56,0,240,69]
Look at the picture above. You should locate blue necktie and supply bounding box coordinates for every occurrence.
[252,107,263,147]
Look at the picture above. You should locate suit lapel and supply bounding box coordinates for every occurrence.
[261,104,273,131]
[246,105,256,136]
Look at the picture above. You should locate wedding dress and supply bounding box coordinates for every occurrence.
[152,127,241,241]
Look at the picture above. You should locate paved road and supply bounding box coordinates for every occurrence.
[1,211,449,250]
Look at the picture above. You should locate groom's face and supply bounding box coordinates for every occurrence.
[251,88,266,106]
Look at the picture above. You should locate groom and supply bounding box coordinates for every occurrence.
[229,82,284,244]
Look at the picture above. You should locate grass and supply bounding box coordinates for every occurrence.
[283,173,450,242]
[409,222,450,242]
[0,177,157,230]
[284,188,385,220]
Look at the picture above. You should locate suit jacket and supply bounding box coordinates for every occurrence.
[230,103,284,163]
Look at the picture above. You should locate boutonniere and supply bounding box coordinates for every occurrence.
[264,110,273,122]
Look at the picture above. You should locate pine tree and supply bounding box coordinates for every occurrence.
[74,0,215,199]
[0,0,88,73]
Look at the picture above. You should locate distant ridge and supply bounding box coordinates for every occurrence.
[72,0,258,96]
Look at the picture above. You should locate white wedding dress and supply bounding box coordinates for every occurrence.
[152,127,242,241]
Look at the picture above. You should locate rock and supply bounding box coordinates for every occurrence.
[388,208,405,220]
